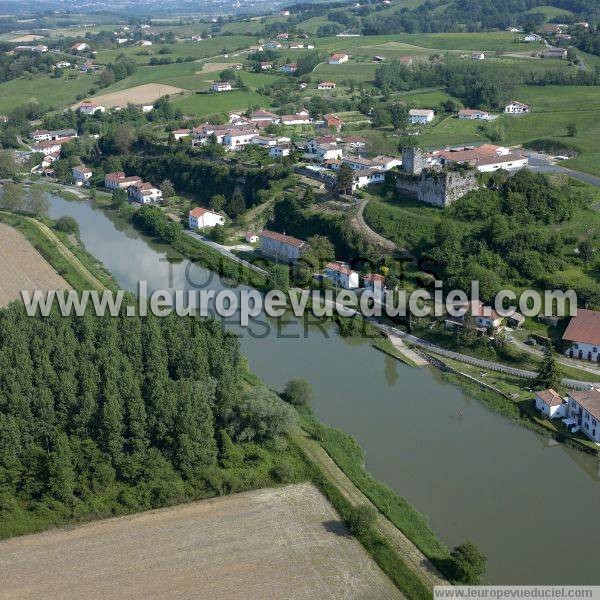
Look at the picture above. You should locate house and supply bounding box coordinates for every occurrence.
[72,165,92,186]
[507,311,525,329]
[542,48,567,59]
[265,41,282,49]
[289,42,304,49]
[188,207,225,229]
[276,33,289,41]
[522,33,542,42]
[250,109,280,123]
[342,135,366,148]
[29,128,78,142]
[307,136,338,153]
[31,138,73,156]
[137,40,153,47]
[78,101,105,115]
[259,230,308,262]
[432,144,528,172]
[55,61,72,68]
[535,389,568,420]
[351,169,385,190]
[471,52,485,60]
[370,155,402,171]
[280,112,311,126]
[245,231,259,243]
[446,300,503,333]
[409,109,435,124]
[70,42,89,52]
[128,182,162,204]
[0,115,9,124]
[249,44,264,52]
[280,63,297,73]
[540,24,563,35]
[562,309,600,362]
[329,53,349,64]
[116,38,128,44]
[172,129,191,140]
[505,100,531,114]
[318,81,336,90]
[363,273,385,296]
[324,261,360,289]
[458,109,490,120]
[223,128,259,150]
[104,172,141,190]
[269,145,291,158]
[315,143,343,161]
[260,61,273,70]
[563,390,600,443]
[212,81,232,92]
[324,114,343,131]
[231,64,243,70]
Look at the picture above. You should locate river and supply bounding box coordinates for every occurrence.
[47,195,600,585]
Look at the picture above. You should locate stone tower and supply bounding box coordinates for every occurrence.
[401,146,427,175]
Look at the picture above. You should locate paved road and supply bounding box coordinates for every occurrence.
[526,154,600,188]
[184,230,268,276]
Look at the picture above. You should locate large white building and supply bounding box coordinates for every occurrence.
[564,389,600,444]
[409,109,435,124]
[78,101,105,116]
[351,169,385,190]
[259,230,308,263]
[128,182,162,204]
[72,165,92,186]
[329,53,349,64]
[504,100,531,114]
[188,207,225,229]
[562,309,600,362]
[432,144,528,172]
[535,389,568,419]
[104,172,142,190]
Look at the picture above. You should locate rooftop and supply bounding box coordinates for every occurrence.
[536,389,565,407]
[562,309,600,346]
[260,229,307,248]
[568,389,600,421]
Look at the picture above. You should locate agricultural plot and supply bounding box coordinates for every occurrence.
[72,83,188,109]
[0,223,70,308]
[0,483,400,600]
[174,89,268,117]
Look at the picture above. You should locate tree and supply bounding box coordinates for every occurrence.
[160,179,175,199]
[449,542,487,585]
[267,263,291,293]
[535,346,563,390]
[209,224,226,244]
[225,192,246,218]
[55,216,79,235]
[0,182,25,212]
[111,188,127,209]
[337,164,354,195]
[389,103,409,130]
[579,239,594,262]
[283,379,312,406]
[0,150,17,179]
[345,505,377,537]
[209,194,226,212]
[566,122,578,137]
[298,186,315,208]
[28,186,49,217]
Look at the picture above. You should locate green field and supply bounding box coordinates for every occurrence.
[0,72,97,113]
[524,5,574,18]
[173,89,269,117]
[312,61,378,84]
[94,36,258,66]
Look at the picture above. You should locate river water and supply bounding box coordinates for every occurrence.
[47,195,600,585]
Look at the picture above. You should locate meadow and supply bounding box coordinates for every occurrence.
[173,89,269,117]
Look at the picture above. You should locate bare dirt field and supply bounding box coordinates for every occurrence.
[198,62,233,74]
[0,222,70,307]
[71,83,187,109]
[0,483,400,600]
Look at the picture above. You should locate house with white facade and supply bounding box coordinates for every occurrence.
[458,109,490,120]
[280,63,297,73]
[563,389,600,443]
[562,309,600,362]
[432,144,528,172]
[72,165,92,186]
[32,138,74,156]
[522,33,542,42]
[223,128,258,150]
[260,61,273,70]
[324,261,359,289]
[535,389,568,419]
[280,112,311,125]
[128,182,162,204]
[245,231,259,243]
[188,207,225,229]
[329,53,349,64]
[409,109,435,124]
[259,230,308,262]
[363,273,385,296]
[315,143,343,161]
[70,42,90,52]
[250,109,280,124]
[78,101,105,115]
[269,145,291,158]
[471,52,485,60]
[351,169,385,190]
[504,101,531,114]
[318,81,336,90]
[265,41,282,49]
[104,172,141,190]
[446,300,503,333]
[212,81,232,92]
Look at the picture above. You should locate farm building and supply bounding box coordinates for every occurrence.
[504,101,531,114]
[212,81,232,92]
[259,230,308,263]
[458,109,490,120]
[562,309,600,362]
[329,53,349,64]
[409,109,435,124]
[188,207,225,230]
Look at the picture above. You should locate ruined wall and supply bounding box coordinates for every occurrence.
[417,169,478,207]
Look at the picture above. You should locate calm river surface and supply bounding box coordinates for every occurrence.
[48,195,600,585]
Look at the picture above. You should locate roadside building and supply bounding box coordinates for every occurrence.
[504,100,531,114]
[317,81,336,90]
[324,261,360,289]
[471,52,485,60]
[409,109,435,124]
[104,172,142,190]
[564,390,600,443]
[324,114,343,131]
[562,309,600,362]
[432,144,528,172]
[542,47,567,59]
[351,169,385,190]
[363,273,385,296]
[128,182,162,204]
[70,42,89,52]
[78,101,105,115]
[188,207,225,230]
[535,389,568,420]
[329,53,349,64]
[458,109,490,120]
[259,230,308,262]
[212,81,232,92]
[245,231,259,243]
[269,144,291,158]
[72,165,92,186]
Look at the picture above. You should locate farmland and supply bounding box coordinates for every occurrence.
[0,222,70,307]
[173,89,268,117]
[0,483,400,600]
[71,83,188,109]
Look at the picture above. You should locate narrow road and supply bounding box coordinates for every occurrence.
[294,429,448,590]
[352,199,397,253]
[526,153,600,188]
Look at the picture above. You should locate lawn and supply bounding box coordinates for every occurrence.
[94,36,258,66]
[173,89,269,117]
[0,71,97,113]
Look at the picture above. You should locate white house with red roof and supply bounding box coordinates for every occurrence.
[72,165,93,186]
[318,81,336,90]
[564,389,600,443]
[71,42,90,52]
[458,109,490,120]
[535,389,567,419]
[504,100,531,114]
[188,207,225,230]
[562,309,600,362]
[324,261,359,289]
[259,230,308,262]
[329,53,349,64]
[78,101,105,115]
[104,172,142,190]
[212,81,232,92]
[128,182,162,204]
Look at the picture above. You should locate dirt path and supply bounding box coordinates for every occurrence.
[352,199,397,253]
[294,429,448,590]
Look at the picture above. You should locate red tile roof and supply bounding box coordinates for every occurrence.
[568,389,600,421]
[536,389,565,407]
[326,261,355,276]
[562,309,600,346]
[260,229,306,248]
[189,207,216,217]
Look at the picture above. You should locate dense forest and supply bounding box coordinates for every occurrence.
[0,303,299,537]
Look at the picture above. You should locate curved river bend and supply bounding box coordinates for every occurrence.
[48,196,600,585]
